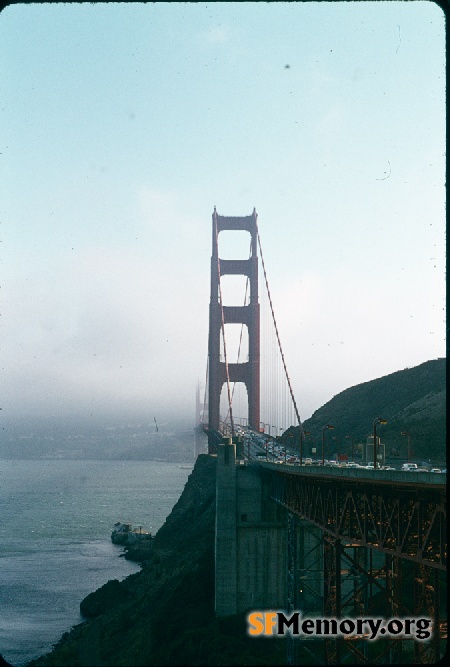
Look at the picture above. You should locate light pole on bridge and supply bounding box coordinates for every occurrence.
[299,430,310,465]
[373,418,387,468]
[346,435,354,462]
[400,430,411,462]
[322,425,335,465]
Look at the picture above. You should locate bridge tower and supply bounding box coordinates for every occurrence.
[208,208,260,451]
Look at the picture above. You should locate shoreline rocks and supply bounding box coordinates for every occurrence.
[26,454,287,666]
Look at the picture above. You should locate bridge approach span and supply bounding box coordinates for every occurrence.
[260,461,446,571]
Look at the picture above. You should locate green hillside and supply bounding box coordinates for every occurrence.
[284,358,446,465]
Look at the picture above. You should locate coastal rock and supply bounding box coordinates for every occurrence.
[123,540,154,562]
[79,579,130,618]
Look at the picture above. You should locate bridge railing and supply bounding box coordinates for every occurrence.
[260,460,447,485]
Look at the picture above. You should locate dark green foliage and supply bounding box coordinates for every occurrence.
[80,579,130,618]
[285,358,446,464]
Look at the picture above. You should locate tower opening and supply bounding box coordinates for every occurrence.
[218,230,252,260]
[219,274,250,307]
[220,323,249,363]
[220,382,248,427]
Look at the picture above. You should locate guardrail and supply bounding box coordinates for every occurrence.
[259,461,447,485]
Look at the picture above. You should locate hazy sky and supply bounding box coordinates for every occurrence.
[1,1,445,425]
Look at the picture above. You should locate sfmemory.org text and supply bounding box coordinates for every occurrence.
[247,612,432,641]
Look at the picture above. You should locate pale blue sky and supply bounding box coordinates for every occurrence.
[0,1,445,424]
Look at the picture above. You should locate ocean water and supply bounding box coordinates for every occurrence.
[0,459,192,667]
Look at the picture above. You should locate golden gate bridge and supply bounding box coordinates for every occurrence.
[194,209,446,665]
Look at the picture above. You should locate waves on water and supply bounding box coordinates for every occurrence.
[0,459,191,667]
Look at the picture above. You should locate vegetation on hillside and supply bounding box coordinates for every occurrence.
[282,358,446,464]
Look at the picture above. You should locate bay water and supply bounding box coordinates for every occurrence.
[0,459,192,667]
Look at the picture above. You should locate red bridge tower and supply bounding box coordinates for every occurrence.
[208,208,260,451]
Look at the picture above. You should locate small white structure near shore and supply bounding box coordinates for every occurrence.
[111,522,152,545]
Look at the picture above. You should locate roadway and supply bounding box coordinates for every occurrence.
[228,425,447,486]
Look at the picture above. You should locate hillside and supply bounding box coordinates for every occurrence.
[285,358,446,464]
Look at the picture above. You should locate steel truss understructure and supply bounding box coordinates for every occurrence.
[267,469,447,664]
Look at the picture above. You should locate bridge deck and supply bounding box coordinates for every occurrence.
[258,460,446,488]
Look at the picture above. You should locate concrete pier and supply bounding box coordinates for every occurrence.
[215,442,238,615]
[215,444,321,616]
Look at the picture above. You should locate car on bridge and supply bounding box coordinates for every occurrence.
[401,463,418,471]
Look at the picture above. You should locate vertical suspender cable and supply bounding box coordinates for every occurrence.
[255,219,303,439]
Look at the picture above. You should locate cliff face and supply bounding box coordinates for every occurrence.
[27,454,285,666]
